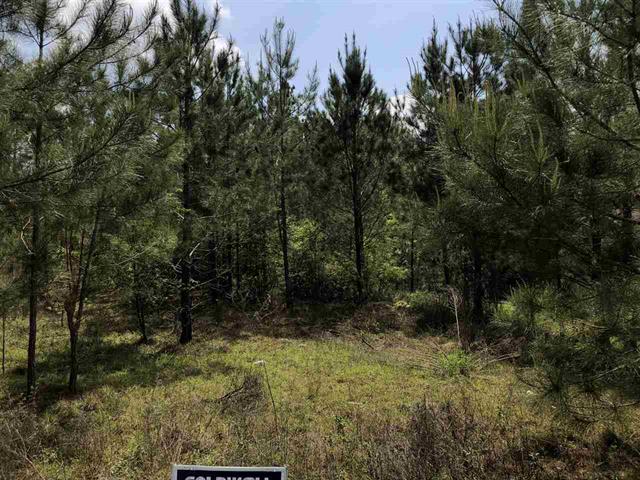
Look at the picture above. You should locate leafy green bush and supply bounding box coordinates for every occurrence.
[438,349,473,377]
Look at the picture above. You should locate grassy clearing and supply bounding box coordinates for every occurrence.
[1,304,638,479]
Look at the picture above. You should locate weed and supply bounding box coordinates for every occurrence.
[438,349,473,377]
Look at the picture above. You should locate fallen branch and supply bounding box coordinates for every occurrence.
[479,352,521,369]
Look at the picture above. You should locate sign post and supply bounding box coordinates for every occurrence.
[171,465,287,480]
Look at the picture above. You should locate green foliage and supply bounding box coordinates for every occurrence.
[438,349,473,377]
[492,280,640,421]
[492,284,554,339]
[525,280,640,419]
[320,34,395,301]
[249,17,318,306]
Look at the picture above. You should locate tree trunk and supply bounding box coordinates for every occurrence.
[235,221,241,295]
[26,120,43,400]
[207,235,219,306]
[67,208,100,393]
[179,90,194,344]
[409,228,416,293]
[442,242,451,286]
[65,298,80,394]
[179,251,193,344]
[224,230,233,299]
[351,170,366,303]
[621,204,634,266]
[27,30,46,399]
[136,294,147,343]
[279,176,292,307]
[258,224,268,299]
[591,222,602,281]
[179,188,193,343]
[26,233,38,397]
[2,311,6,374]
[354,211,365,302]
[471,234,484,325]
[68,323,78,394]
[133,263,148,343]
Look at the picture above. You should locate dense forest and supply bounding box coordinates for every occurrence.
[2,0,640,478]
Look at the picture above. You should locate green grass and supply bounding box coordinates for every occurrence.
[1,306,638,479]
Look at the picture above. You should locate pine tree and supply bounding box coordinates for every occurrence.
[11,0,81,399]
[3,0,156,397]
[479,0,640,415]
[157,0,237,342]
[322,35,393,302]
[250,18,318,307]
[198,44,250,306]
[406,18,506,325]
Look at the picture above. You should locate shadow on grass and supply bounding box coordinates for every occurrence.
[196,302,361,342]
[195,301,420,343]
[3,301,419,410]
[3,318,245,411]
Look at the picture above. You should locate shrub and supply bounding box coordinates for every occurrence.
[363,398,541,480]
[492,284,553,339]
[438,349,473,377]
[350,303,404,333]
[398,291,454,332]
[494,280,640,423]
[362,397,640,479]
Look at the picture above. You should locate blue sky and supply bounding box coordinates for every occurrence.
[217,0,493,95]
[18,0,492,96]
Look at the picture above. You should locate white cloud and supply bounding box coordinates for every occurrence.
[128,0,239,56]
[19,0,236,60]
[125,0,231,21]
[213,35,242,64]
[216,1,231,20]
[390,92,414,118]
